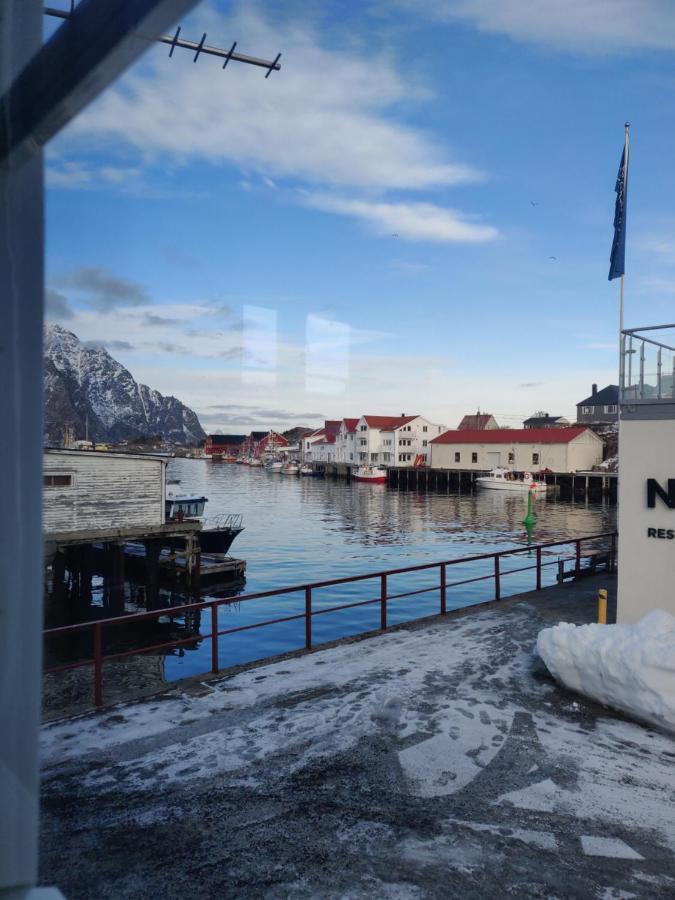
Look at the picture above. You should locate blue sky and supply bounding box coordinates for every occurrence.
[45,0,675,432]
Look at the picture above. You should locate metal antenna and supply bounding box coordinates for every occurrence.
[44,4,282,77]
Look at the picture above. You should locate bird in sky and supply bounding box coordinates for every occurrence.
[548,255,557,260]
[530,201,538,206]
[392,233,399,237]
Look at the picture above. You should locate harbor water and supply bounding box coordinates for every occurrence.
[46,458,616,683]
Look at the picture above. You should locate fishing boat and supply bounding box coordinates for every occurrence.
[266,460,284,472]
[248,457,263,467]
[475,468,547,493]
[353,465,387,484]
[281,462,300,475]
[300,464,322,476]
[165,493,244,554]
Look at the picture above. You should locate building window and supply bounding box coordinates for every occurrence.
[605,405,617,414]
[422,440,427,447]
[360,425,367,431]
[359,452,367,461]
[423,426,428,432]
[454,452,460,463]
[582,406,592,415]
[360,439,367,446]
[44,474,73,488]
[532,453,539,465]
[350,453,353,461]
[371,453,378,462]
[471,452,478,463]
[508,452,515,464]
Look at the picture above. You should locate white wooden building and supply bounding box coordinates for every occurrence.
[43,449,167,535]
[302,420,342,463]
[335,418,359,463]
[355,415,447,467]
[429,427,603,473]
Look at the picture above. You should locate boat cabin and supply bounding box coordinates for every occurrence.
[165,493,208,520]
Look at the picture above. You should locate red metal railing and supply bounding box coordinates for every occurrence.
[44,532,617,707]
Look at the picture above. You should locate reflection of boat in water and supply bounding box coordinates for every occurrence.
[353,465,387,484]
[165,493,244,554]
[281,463,300,475]
[475,468,547,493]
[300,464,322,476]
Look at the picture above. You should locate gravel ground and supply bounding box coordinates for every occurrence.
[40,574,675,898]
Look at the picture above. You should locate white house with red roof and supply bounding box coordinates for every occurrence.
[429,427,603,473]
[355,415,447,467]
[335,418,360,463]
[302,420,342,463]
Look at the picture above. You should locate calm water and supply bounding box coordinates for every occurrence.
[46,459,616,682]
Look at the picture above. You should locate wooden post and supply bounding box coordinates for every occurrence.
[380,574,387,630]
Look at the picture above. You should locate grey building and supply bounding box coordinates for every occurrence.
[576,384,619,426]
[523,413,570,429]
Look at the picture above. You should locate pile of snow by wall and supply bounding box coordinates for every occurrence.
[537,610,675,734]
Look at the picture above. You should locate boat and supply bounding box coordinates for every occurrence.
[165,493,244,554]
[300,464,322,476]
[248,457,263,467]
[353,465,387,484]
[281,462,300,475]
[475,468,548,493]
[266,460,284,472]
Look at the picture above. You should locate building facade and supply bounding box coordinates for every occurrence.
[429,427,603,473]
[203,434,246,457]
[355,415,446,467]
[576,384,619,427]
[43,449,167,534]
[522,414,570,429]
[457,413,498,430]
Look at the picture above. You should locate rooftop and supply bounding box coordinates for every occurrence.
[458,413,495,430]
[431,427,591,445]
[577,385,619,407]
[363,415,419,429]
[40,575,675,897]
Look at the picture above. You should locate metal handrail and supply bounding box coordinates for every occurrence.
[44,531,617,707]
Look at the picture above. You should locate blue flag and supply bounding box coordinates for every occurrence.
[609,146,628,280]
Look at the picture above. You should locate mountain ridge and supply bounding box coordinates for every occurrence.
[43,324,205,446]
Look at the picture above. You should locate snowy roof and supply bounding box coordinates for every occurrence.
[431,427,593,445]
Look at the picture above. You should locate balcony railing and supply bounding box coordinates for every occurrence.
[621,324,675,403]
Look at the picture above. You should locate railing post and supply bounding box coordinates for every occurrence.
[93,622,103,708]
[440,564,446,615]
[211,604,219,674]
[575,540,581,577]
[494,555,500,601]
[536,546,542,591]
[305,586,312,649]
[380,574,387,630]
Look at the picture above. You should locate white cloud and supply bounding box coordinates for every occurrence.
[46,160,141,190]
[404,0,675,53]
[304,194,498,243]
[65,4,479,192]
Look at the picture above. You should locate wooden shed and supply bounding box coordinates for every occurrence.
[43,449,167,535]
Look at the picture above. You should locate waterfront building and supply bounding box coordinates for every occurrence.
[43,448,167,534]
[246,430,289,458]
[576,384,619,428]
[523,413,570,429]
[355,415,446,467]
[335,418,360,463]
[457,412,499,430]
[203,434,246,458]
[302,420,341,462]
[429,426,603,473]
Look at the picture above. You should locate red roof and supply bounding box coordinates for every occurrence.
[431,427,591,445]
[363,415,418,429]
[458,414,495,430]
[325,420,341,437]
[342,418,359,433]
[317,434,336,444]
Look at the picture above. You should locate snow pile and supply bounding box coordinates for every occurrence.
[537,610,675,733]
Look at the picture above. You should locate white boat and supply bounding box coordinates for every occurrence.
[281,462,300,475]
[248,457,263,467]
[266,460,284,472]
[300,464,322,476]
[475,468,547,493]
[353,465,387,484]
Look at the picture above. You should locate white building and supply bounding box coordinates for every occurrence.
[43,449,167,535]
[429,427,603,473]
[335,418,360,463]
[302,420,341,463]
[354,415,447,467]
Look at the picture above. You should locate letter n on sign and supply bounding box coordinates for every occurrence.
[647,478,675,509]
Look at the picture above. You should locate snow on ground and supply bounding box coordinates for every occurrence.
[537,610,675,734]
[41,581,675,899]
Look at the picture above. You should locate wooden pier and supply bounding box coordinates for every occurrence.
[386,467,617,501]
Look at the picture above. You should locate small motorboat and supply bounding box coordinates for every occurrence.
[165,493,244,554]
[266,460,284,472]
[248,457,263,467]
[300,464,322,476]
[281,462,300,475]
[475,468,548,493]
[353,465,387,484]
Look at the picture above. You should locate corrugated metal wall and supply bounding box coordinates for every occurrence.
[43,452,165,533]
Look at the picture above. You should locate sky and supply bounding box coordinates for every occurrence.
[45,0,675,433]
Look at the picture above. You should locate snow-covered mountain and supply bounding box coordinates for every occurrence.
[43,324,205,446]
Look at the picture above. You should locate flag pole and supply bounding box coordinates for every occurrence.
[618,122,630,437]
